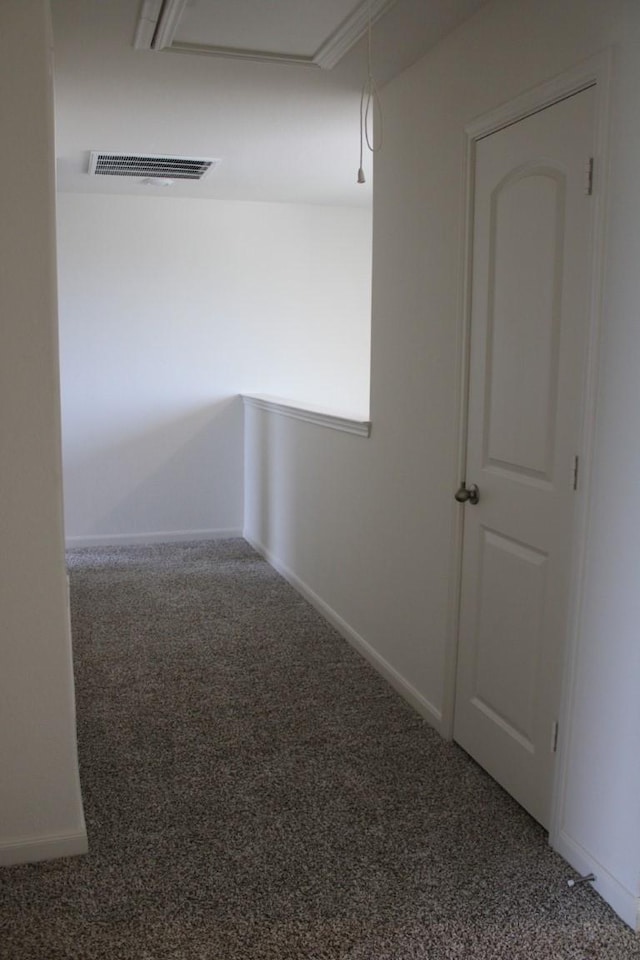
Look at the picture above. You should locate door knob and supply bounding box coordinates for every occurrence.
[455,482,479,505]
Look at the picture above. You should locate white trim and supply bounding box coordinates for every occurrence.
[465,53,610,141]
[65,528,242,549]
[549,52,613,849]
[555,830,640,932]
[241,394,371,438]
[246,533,443,732]
[0,829,88,866]
[440,79,480,742]
[132,0,188,51]
[133,0,163,50]
[167,42,316,66]
[152,0,188,50]
[314,0,397,70]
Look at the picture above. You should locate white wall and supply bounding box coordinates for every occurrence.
[0,0,86,864]
[57,194,371,544]
[244,0,640,929]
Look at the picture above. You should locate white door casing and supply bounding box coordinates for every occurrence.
[453,88,596,829]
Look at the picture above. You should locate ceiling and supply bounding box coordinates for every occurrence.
[52,0,488,207]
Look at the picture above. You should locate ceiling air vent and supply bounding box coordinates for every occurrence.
[88,152,217,181]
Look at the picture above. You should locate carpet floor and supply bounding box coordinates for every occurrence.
[1,539,638,959]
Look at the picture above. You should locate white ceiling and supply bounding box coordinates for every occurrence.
[52,0,488,207]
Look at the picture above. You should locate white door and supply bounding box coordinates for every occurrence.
[453,88,596,829]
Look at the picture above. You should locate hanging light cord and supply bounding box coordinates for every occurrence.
[358,1,383,184]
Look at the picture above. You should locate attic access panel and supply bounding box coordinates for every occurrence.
[134,0,397,69]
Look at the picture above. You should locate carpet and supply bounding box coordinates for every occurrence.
[1,539,638,959]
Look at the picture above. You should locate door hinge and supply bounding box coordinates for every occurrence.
[551,721,559,753]
[585,157,594,196]
[572,455,580,491]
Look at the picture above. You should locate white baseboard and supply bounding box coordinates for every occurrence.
[66,528,243,549]
[554,829,640,931]
[0,828,88,867]
[245,533,443,733]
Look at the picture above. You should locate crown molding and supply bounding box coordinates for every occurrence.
[314,0,397,70]
[133,0,163,50]
[167,41,316,67]
[153,0,188,50]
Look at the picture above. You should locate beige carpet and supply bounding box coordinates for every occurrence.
[1,539,638,959]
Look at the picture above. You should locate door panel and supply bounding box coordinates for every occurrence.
[454,89,595,829]
[485,168,565,479]
[473,528,548,750]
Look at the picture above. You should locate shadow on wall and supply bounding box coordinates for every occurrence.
[63,398,243,542]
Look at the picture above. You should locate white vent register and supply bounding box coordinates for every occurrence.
[88,152,218,181]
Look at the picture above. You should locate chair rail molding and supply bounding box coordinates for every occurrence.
[241,394,371,438]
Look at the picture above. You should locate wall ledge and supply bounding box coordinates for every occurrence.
[241,394,371,437]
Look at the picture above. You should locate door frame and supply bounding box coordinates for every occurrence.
[441,51,613,847]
